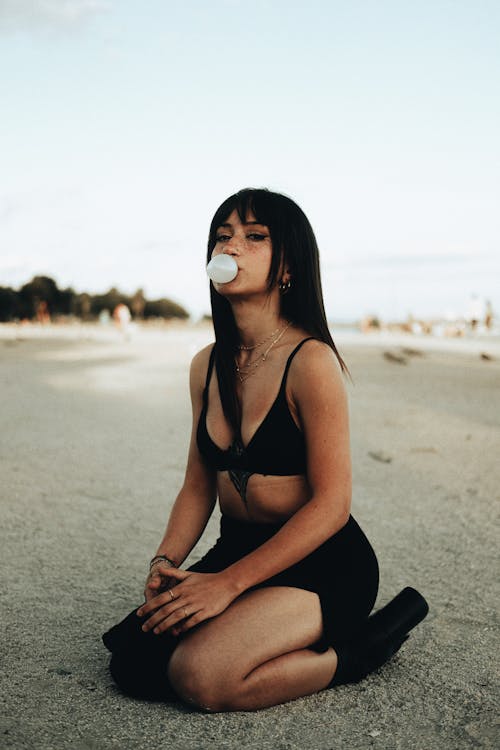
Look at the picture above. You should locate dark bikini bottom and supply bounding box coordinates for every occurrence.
[102,513,379,701]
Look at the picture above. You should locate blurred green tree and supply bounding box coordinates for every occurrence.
[0,277,189,322]
[0,287,19,321]
[144,298,189,319]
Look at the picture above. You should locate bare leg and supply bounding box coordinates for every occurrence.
[235,646,338,710]
[167,586,339,712]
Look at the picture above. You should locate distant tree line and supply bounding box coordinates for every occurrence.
[0,276,189,322]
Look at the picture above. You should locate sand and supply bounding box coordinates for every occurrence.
[1,322,499,750]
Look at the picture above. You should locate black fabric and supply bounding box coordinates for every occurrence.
[329,634,409,687]
[103,512,379,700]
[328,586,429,685]
[196,339,315,476]
[206,514,380,647]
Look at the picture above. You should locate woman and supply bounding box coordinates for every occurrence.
[103,188,428,711]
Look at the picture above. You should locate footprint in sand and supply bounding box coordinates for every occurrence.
[383,351,407,365]
[368,450,393,463]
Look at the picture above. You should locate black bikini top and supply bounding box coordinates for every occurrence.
[196,338,314,478]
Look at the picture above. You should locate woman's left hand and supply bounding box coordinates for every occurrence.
[136,568,238,636]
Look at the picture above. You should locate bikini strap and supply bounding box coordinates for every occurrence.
[203,345,216,406]
[280,337,316,391]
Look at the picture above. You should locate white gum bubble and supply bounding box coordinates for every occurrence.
[206,255,238,283]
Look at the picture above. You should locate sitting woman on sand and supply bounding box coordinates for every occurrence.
[103,188,428,711]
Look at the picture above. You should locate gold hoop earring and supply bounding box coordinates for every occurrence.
[279,279,291,294]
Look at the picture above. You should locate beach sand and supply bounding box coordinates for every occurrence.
[1,323,498,749]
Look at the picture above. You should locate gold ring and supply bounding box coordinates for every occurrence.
[167,589,175,601]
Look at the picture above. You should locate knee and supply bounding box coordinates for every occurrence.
[167,644,233,712]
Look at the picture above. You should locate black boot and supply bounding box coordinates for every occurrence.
[329,587,429,686]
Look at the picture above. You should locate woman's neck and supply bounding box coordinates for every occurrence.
[230,299,287,349]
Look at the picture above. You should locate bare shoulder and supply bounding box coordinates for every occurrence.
[289,338,345,379]
[288,338,347,403]
[189,343,215,392]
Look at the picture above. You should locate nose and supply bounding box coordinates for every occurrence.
[220,237,239,256]
[222,245,239,258]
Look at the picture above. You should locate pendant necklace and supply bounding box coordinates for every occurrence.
[235,322,292,383]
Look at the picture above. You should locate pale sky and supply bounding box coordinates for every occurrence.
[1,0,499,321]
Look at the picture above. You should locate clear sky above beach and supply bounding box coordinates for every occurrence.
[1,0,499,321]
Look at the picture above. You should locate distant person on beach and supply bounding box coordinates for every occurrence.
[484,300,493,330]
[465,294,485,332]
[35,300,51,325]
[113,303,131,339]
[103,188,428,711]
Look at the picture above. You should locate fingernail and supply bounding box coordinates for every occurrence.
[137,609,143,617]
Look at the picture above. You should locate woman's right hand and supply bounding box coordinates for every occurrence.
[143,565,179,603]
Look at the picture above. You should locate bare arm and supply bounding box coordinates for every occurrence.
[151,345,217,568]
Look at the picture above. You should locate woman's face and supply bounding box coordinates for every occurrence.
[210,209,275,298]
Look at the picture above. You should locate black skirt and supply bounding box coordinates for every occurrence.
[103,513,379,701]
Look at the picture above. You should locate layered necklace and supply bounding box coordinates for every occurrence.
[235,321,292,382]
[237,325,282,351]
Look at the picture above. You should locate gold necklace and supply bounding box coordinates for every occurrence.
[235,322,292,382]
[237,325,281,351]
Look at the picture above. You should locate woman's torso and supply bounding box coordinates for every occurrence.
[197,335,316,523]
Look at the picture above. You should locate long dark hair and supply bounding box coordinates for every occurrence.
[207,187,351,435]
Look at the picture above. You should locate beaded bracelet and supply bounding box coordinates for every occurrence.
[149,554,177,570]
